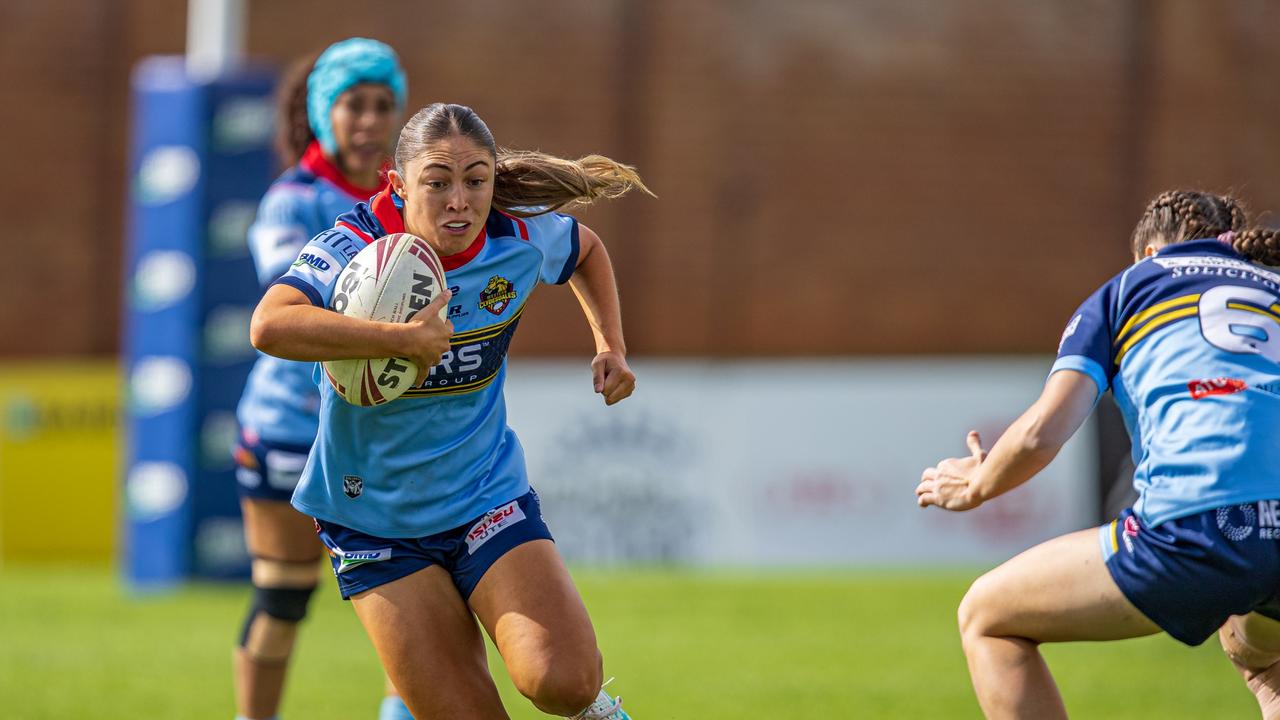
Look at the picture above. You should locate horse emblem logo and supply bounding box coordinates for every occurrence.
[478,275,517,316]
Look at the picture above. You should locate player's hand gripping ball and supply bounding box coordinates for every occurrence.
[323,233,448,406]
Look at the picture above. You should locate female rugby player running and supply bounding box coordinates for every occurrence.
[916,190,1280,719]
[232,38,413,720]
[251,103,647,719]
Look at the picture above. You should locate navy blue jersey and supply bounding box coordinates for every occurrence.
[1052,239,1280,526]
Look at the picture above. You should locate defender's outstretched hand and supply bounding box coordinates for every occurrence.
[916,430,988,511]
[591,351,635,406]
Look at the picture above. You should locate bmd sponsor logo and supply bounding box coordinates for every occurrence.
[336,547,392,573]
[1188,377,1248,400]
[292,252,332,272]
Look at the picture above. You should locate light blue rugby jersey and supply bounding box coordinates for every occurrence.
[1052,238,1280,527]
[237,143,383,445]
[274,186,580,537]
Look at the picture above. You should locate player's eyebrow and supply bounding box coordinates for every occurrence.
[421,160,491,174]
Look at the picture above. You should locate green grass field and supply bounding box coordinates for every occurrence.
[0,565,1257,719]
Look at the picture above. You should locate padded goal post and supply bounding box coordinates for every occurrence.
[123,57,275,588]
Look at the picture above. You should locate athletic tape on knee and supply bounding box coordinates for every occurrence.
[254,584,315,622]
[238,584,316,659]
[1222,619,1280,671]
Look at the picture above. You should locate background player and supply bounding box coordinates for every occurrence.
[251,103,645,719]
[915,190,1280,718]
[232,38,413,720]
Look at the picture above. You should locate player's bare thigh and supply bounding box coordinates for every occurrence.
[468,539,602,713]
[351,565,508,720]
[960,527,1161,642]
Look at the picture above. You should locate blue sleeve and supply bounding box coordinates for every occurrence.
[1049,279,1120,395]
[271,228,364,308]
[522,212,580,285]
[246,186,323,287]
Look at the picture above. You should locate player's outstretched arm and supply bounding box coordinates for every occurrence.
[250,283,453,375]
[915,369,1098,511]
[567,224,635,406]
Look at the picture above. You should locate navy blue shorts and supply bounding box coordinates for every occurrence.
[314,489,553,601]
[233,428,312,502]
[1100,503,1280,646]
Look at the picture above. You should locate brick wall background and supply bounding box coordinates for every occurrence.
[4,0,1280,357]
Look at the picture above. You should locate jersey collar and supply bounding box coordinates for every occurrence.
[300,141,385,202]
[1154,237,1243,259]
[371,189,488,271]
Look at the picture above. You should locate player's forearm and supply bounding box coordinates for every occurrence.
[569,233,627,355]
[965,412,1064,505]
[251,302,408,362]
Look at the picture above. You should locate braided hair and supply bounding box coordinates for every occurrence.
[1131,190,1280,266]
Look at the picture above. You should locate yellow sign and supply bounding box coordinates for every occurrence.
[0,362,119,564]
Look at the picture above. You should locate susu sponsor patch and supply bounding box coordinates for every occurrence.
[465,501,525,554]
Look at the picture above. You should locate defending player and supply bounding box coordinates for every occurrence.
[251,103,647,719]
[916,190,1280,718]
[233,38,414,720]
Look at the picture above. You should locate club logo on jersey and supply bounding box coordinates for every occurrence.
[1058,314,1082,352]
[465,500,526,554]
[1122,515,1140,553]
[478,275,517,316]
[343,474,363,499]
[1188,377,1248,400]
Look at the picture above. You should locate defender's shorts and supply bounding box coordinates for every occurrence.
[314,489,553,600]
[233,428,311,502]
[1100,502,1280,645]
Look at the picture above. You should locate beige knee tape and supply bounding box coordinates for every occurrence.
[1222,617,1280,672]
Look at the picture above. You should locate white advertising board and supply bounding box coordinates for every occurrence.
[505,358,1097,567]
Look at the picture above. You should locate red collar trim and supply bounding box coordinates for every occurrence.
[369,186,405,234]
[300,141,385,201]
[440,227,486,271]
[364,186,486,270]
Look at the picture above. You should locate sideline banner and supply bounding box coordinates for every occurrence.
[505,359,1097,566]
[123,58,274,588]
[0,363,119,565]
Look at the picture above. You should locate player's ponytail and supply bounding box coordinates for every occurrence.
[1229,228,1280,267]
[274,53,320,168]
[492,150,651,217]
[395,103,652,217]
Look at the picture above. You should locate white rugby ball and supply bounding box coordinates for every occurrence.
[322,233,447,406]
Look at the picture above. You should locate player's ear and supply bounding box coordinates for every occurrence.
[387,170,406,199]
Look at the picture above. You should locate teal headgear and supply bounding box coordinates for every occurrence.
[307,38,408,155]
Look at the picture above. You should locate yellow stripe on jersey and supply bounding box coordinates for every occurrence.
[1114,306,1199,364]
[1226,301,1280,326]
[400,369,501,398]
[1109,519,1119,553]
[450,302,527,343]
[1114,293,1200,346]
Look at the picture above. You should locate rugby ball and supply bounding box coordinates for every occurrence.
[322,233,447,406]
